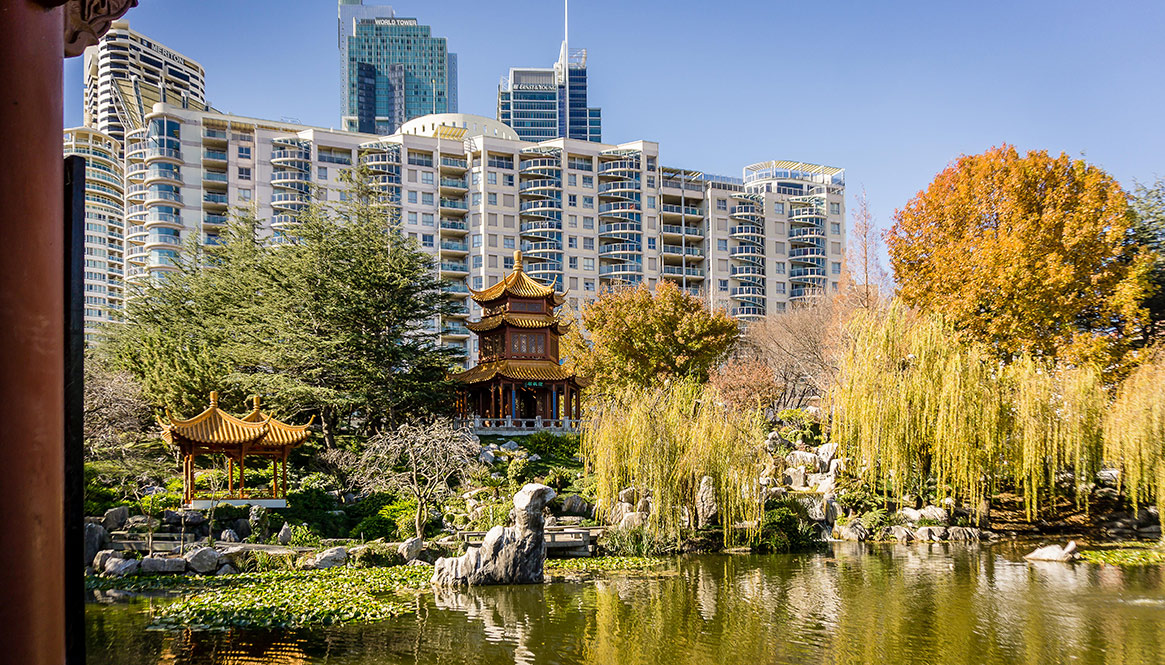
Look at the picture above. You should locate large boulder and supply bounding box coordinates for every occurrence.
[398,536,423,562]
[914,526,948,542]
[140,556,186,574]
[617,487,639,506]
[619,512,647,530]
[897,507,923,523]
[93,550,122,572]
[783,466,807,490]
[102,506,129,532]
[183,546,222,574]
[232,518,252,540]
[219,529,240,543]
[882,525,915,542]
[919,505,948,524]
[314,546,349,569]
[816,443,839,468]
[829,458,847,477]
[478,449,497,465]
[84,522,112,567]
[609,501,634,526]
[163,509,206,527]
[501,440,520,451]
[277,522,293,545]
[104,558,140,577]
[834,521,869,541]
[946,526,980,542]
[786,450,821,472]
[1024,541,1079,562]
[561,494,591,517]
[696,476,718,529]
[432,483,556,586]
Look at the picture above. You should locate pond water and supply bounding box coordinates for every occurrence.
[87,543,1165,665]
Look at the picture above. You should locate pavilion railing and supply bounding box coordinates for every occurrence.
[459,416,581,435]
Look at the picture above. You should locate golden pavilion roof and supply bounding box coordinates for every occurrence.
[451,359,586,386]
[160,392,312,450]
[469,250,567,305]
[466,311,570,333]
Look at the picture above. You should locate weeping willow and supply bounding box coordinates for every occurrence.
[830,300,1108,519]
[1104,350,1165,525]
[582,379,766,545]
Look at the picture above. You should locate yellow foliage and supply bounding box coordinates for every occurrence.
[1104,349,1165,525]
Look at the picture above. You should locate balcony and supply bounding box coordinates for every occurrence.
[662,265,705,278]
[204,214,228,226]
[440,156,469,170]
[789,226,825,240]
[598,222,641,237]
[661,224,704,238]
[731,306,766,319]
[203,128,228,140]
[202,149,228,162]
[731,265,765,278]
[789,246,826,259]
[203,171,228,183]
[520,220,562,234]
[144,212,182,225]
[440,240,469,254]
[272,148,311,163]
[203,192,229,205]
[790,267,826,279]
[519,158,561,174]
[439,198,468,211]
[598,160,639,175]
[443,323,471,338]
[522,241,562,253]
[519,178,561,193]
[598,242,641,258]
[443,282,470,294]
[519,199,562,214]
[599,262,644,277]
[145,146,181,161]
[439,261,469,274]
[730,246,764,260]
[145,190,182,205]
[660,203,701,217]
[440,177,468,190]
[661,244,703,258]
[731,225,764,238]
[440,218,468,232]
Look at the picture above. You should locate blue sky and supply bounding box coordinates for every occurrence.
[65,0,1165,251]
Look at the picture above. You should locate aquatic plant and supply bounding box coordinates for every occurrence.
[1079,543,1165,566]
[582,379,766,546]
[546,556,664,572]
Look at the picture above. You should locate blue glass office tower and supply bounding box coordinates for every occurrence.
[338,1,457,135]
[497,18,601,142]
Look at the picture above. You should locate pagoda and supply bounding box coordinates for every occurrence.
[452,250,585,429]
[160,393,313,508]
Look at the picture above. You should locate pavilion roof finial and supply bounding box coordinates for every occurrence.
[513,249,522,270]
[209,390,219,407]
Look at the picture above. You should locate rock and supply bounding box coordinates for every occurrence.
[897,508,923,523]
[914,526,948,542]
[619,511,647,530]
[432,483,556,586]
[140,556,186,574]
[102,506,129,531]
[807,473,833,494]
[885,525,915,542]
[219,529,240,543]
[183,546,222,574]
[561,494,591,516]
[232,518,252,540]
[816,442,839,468]
[216,563,239,576]
[277,523,293,545]
[478,450,497,464]
[618,487,639,506]
[1024,541,1079,562]
[314,546,349,569]
[105,558,140,577]
[696,476,719,529]
[1096,468,1120,487]
[829,458,847,476]
[919,505,948,524]
[162,509,206,526]
[408,559,433,566]
[501,440,520,451]
[609,501,634,526]
[140,485,166,495]
[635,497,652,514]
[834,521,869,541]
[462,487,489,500]
[93,550,122,572]
[946,526,980,542]
[783,466,806,490]
[488,443,499,451]
[823,496,841,525]
[766,486,788,502]
[124,515,159,531]
[545,515,557,527]
[786,450,821,472]
[84,523,111,567]
[398,536,424,562]
[557,515,583,526]
[528,453,541,462]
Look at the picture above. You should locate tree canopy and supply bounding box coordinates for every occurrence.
[887,145,1156,372]
[100,165,461,444]
[562,280,739,392]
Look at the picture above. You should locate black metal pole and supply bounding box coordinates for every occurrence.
[63,154,85,665]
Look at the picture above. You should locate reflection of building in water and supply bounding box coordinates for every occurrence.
[158,630,313,664]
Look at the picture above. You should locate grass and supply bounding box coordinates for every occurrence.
[1079,542,1165,567]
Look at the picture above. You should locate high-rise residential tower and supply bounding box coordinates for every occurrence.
[63,127,125,341]
[497,1,601,142]
[338,0,458,135]
[82,20,208,148]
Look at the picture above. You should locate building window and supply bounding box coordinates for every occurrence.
[239,167,252,181]
[583,258,595,271]
[237,189,251,201]
[474,276,483,288]
[583,238,594,250]
[568,194,577,207]
[830,202,841,215]
[830,222,841,234]
[716,199,727,211]
[408,191,418,204]
[422,234,434,247]
[832,262,842,275]
[317,166,327,180]
[422,213,434,226]
[472,192,482,206]
[582,175,593,188]
[774,282,786,294]
[646,175,655,188]
[647,237,656,250]
[774,242,785,255]
[488,234,498,247]
[503,256,514,270]
[568,173,577,187]
[503,236,515,249]
[717,239,728,251]
[488,193,498,205]
[238,146,251,159]
[421,171,434,185]
[583,216,594,229]
[471,172,480,186]
[422,192,434,205]
[774,262,786,274]
[568,215,578,228]
[568,236,577,248]
[472,234,482,248]
[408,212,418,225]
[487,171,497,185]
[774,202,784,214]
[584,278,595,290]
[719,279,729,292]
[473,255,483,268]
[503,174,514,186]
[583,196,594,209]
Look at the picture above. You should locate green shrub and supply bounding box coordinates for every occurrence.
[298,472,340,493]
[523,431,580,459]
[348,496,440,541]
[351,542,405,568]
[775,408,825,446]
[508,458,533,488]
[753,498,822,553]
[858,507,888,531]
[543,466,572,491]
[83,464,127,516]
[287,524,321,548]
[598,525,676,557]
[278,489,346,538]
[467,498,512,531]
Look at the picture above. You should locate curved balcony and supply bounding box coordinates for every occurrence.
[519,158,561,176]
[144,189,182,206]
[144,167,182,186]
[519,199,562,214]
[789,226,825,240]
[790,267,826,279]
[791,285,824,300]
[371,173,401,187]
[598,222,641,240]
[598,242,641,258]
[521,240,562,254]
[730,245,765,261]
[145,146,182,162]
[598,262,644,278]
[789,246,826,261]
[790,208,825,224]
[519,220,562,235]
[730,224,764,240]
[125,249,148,266]
[729,204,764,225]
[597,180,639,196]
[519,178,561,194]
[360,151,400,168]
[125,226,148,243]
[143,233,182,250]
[598,160,639,176]
[272,170,311,187]
[731,306,766,320]
[143,212,182,228]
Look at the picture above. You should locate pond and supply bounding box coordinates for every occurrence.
[87,542,1165,665]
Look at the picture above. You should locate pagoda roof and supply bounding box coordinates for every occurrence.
[240,396,315,447]
[469,250,567,305]
[466,311,570,334]
[160,392,312,450]
[451,359,586,386]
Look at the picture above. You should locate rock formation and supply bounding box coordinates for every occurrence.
[432,483,556,586]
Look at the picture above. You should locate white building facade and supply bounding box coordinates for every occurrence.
[115,106,846,362]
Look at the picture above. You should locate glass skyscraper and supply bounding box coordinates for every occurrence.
[497,43,601,143]
[338,1,457,135]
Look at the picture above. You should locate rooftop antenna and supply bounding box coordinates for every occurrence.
[562,0,569,139]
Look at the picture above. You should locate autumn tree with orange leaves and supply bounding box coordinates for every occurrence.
[562,280,739,392]
[887,145,1156,372]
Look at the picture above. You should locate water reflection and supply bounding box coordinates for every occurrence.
[86,545,1165,665]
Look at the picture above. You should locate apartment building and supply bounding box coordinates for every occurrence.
[118,105,845,362]
[338,0,458,134]
[64,126,126,341]
[82,20,208,148]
